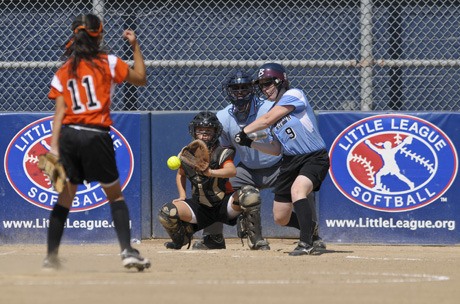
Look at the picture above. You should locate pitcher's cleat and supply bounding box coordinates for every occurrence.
[121,248,151,271]
[42,255,61,270]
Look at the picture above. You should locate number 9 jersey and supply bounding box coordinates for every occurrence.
[48,54,129,128]
[272,88,326,156]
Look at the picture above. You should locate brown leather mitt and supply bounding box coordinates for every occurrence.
[37,152,67,193]
[179,139,210,172]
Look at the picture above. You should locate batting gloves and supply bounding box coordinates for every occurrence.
[235,131,253,147]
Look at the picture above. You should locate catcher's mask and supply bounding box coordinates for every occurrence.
[254,63,289,100]
[189,111,223,148]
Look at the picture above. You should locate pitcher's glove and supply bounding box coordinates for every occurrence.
[179,139,210,172]
[37,152,67,193]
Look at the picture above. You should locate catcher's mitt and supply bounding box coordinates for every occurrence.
[37,152,67,193]
[179,139,210,172]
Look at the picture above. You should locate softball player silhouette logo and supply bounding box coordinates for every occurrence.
[4,116,134,212]
[329,114,457,212]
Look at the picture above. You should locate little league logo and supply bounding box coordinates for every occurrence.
[329,114,458,212]
[4,116,134,212]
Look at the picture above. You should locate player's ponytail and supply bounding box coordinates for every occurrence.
[62,14,106,78]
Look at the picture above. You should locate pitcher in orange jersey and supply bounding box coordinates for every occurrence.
[43,13,150,271]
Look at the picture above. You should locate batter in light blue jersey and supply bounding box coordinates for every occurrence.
[235,63,330,256]
[273,88,326,155]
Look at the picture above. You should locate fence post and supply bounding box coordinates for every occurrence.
[360,0,374,111]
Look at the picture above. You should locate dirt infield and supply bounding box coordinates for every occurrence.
[0,238,459,304]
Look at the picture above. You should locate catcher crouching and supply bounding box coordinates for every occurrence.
[159,111,269,250]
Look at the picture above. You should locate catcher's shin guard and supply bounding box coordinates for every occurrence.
[237,186,270,250]
[158,203,194,249]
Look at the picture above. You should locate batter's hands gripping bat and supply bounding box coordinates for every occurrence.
[37,152,67,193]
[179,139,210,172]
[235,130,268,146]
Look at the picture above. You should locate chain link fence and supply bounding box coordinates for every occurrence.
[1,0,459,112]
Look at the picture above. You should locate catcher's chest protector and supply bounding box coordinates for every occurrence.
[185,146,233,205]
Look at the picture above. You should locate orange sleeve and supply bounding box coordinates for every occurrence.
[48,68,65,100]
[113,57,129,84]
[48,87,61,100]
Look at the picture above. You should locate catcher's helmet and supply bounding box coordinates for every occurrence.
[224,70,254,109]
[189,111,223,147]
[255,62,289,92]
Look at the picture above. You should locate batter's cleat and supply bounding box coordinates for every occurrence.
[313,236,326,250]
[289,241,316,256]
[42,254,61,270]
[121,248,151,271]
[192,234,226,250]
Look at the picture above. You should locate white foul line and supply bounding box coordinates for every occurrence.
[2,273,449,286]
[346,255,422,261]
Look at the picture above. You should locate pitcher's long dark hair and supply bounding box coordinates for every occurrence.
[62,13,107,78]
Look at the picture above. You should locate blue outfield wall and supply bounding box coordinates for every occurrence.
[0,112,150,244]
[0,112,458,244]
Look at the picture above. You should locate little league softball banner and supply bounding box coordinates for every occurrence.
[0,113,143,244]
[319,112,459,244]
[2,111,458,245]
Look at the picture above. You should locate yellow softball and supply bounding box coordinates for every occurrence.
[167,156,181,170]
